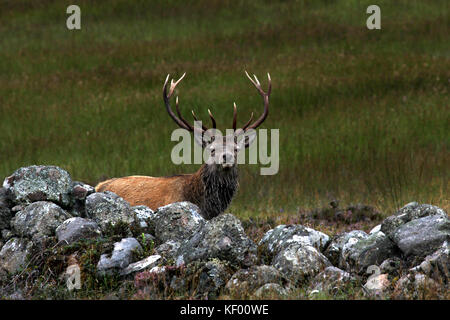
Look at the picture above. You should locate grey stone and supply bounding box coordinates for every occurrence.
[70,181,95,200]
[172,260,233,299]
[155,240,181,259]
[370,224,381,234]
[56,217,102,244]
[120,254,161,276]
[253,283,288,299]
[340,231,398,274]
[414,241,449,283]
[272,244,331,284]
[68,181,95,217]
[85,192,135,231]
[323,230,368,267]
[310,266,355,294]
[0,238,33,274]
[381,203,448,236]
[176,214,257,268]
[132,205,155,229]
[153,202,204,243]
[3,165,72,207]
[259,224,330,257]
[11,205,25,213]
[393,272,441,299]
[225,265,286,295]
[363,273,390,298]
[379,257,404,277]
[11,201,71,242]
[97,237,142,275]
[1,229,14,241]
[391,215,449,257]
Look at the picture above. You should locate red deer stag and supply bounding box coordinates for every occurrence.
[95,71,271,219]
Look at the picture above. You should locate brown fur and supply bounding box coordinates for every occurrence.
[95,173,197,210]
[95,162,239,219]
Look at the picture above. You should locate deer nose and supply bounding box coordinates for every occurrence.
[222,153,234,164]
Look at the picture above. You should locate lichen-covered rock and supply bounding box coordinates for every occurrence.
[253,283,288,299]
[1,229,14,241]
[68,181,95,217]
[120,254,162,276]
[272,244,331,284]
[155,240,181,259]
[70,181,95,200]
[412,241,449,283]
[134,259,233,299]
[225,265,286,295]
[11,201,71,242]
[310,266,355,294]
[55,217,102,244]
[381,202,448,236]
[379,257,404,277]
[0,238,33,274]
[323,230,368,267]
[393,272,442,299]
[363,273,390,298]
[85,192,135,231]
[176,214,257,268]
[370,224,381,234]
[172,260,234,299]
[132,205,155,230]
[97,237,142,275]
[340,231,399,274]
[391,215,449,258]
[152,202,204,243]
[259,224,330,257]
[3,166,72,207]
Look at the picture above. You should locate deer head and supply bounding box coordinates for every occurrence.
[163,71,271,170]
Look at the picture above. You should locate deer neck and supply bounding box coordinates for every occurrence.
[186,163,239,220]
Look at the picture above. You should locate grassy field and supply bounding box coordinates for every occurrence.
[1,0,449,223]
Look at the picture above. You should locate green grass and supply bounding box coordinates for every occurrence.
[1,0,449,221]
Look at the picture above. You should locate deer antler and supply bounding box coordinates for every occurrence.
[163,72,271,134]
[163,73,207,134]
[242,71,271,131]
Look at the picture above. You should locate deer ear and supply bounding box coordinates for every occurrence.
[235,129,257,149]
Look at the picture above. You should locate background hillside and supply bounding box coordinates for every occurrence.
[1,0,448,220]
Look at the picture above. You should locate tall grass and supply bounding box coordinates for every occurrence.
[0,0,448,219]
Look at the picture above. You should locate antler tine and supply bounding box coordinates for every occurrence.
[168,72,186,97]
[163,73,204,133]
[191,110,208,131]
[175,96,194,131]
[253,74,260,86]
[267,73,272,96]
[241,112,254,131]
[207,109,216,129]
[243,71,271,131]
[232,102,237,130]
